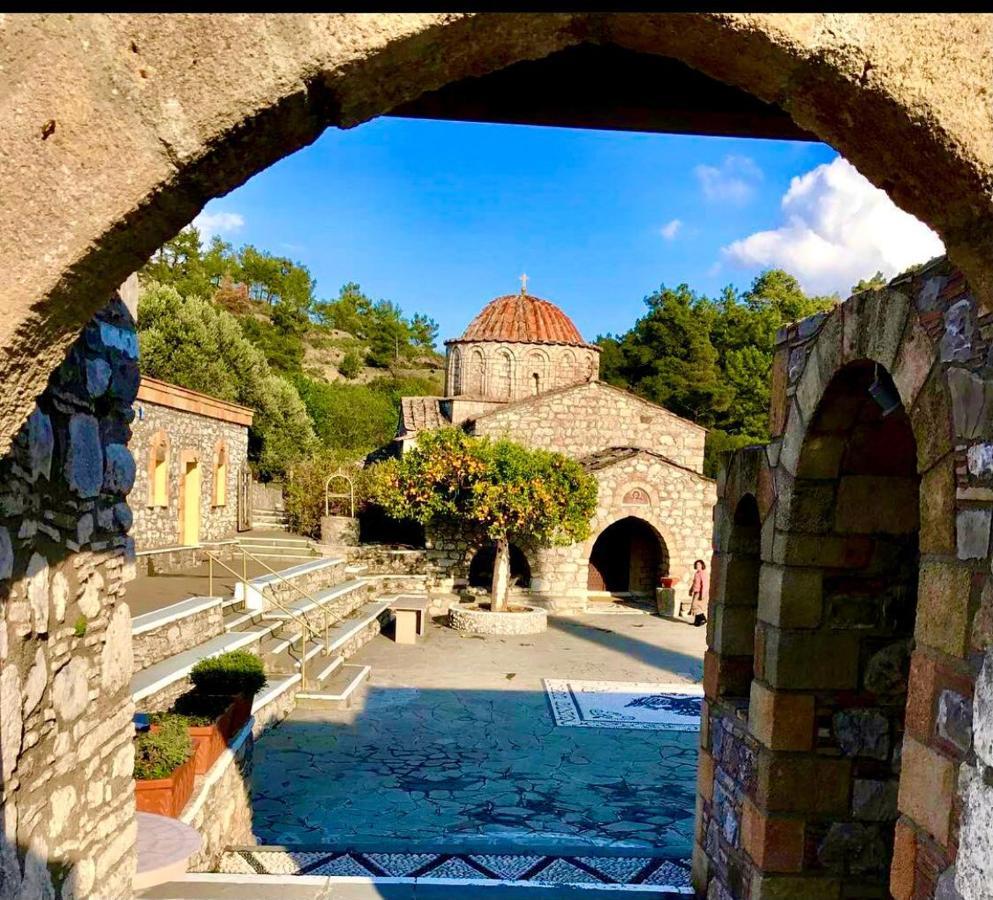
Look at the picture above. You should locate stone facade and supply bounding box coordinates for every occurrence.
[469,382,707,473]
[0,296,138,899]
[698,258,993,900]
[129,376,251,550]
[132,600,224,671]
[445,339,599,401]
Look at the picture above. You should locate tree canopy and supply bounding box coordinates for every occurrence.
[598,269,838,473]
[367,429,597,608]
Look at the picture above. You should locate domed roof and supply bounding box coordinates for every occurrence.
[455,292,588,346]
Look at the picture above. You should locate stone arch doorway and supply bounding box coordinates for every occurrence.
[3,15,990,452]
[587,516,669,595]
[468,542,531,589]
[758,360,920,894]
[719,492,761,702]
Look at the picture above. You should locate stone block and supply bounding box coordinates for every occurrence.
[919,456,956,555]
[750,872,841,900]
[955,761,993,900]
[833,708,890,760]
[703,650,720,701]
[973,651,993,766]
[852,778,898,821]
[835,476,919,534]
[723,556,761,607]
[795,434,845,479]
[757,565,822,629]
[762,628,860,691]
[864,639,911,697]
[816,821,888,875]
[748,682,814,751]
[947,367,990,441]
[698,749,715,804]
[897,736,956,845]
[780,480,835,534]
[956,508,992,559]
[935,689,973,755]
[713,604,758,657]
[905,652,938,742]
[740,798,804,873]
[913,370,954,473]
[892,320,937,410]
[756,752,851,815]
[890,817,918,900]
[915,562,972,658]
[777,533,874,570]
[65,413,103,497]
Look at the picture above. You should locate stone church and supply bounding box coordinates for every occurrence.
[395,286,715,612]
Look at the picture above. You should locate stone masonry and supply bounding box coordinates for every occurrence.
[698,258,993,900]
[129,376,251,550]
[0,295,139,899]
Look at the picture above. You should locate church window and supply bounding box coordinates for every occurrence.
[213,442,228,507]
[149,432,169,507]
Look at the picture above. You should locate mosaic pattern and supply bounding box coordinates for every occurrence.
[220,847,693,892]
[545,680,703,732]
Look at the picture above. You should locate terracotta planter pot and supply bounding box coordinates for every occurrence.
[134,737,201,818]
[227,694,253,737]
[187,722,226,775]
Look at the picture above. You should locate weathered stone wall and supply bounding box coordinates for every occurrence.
[469,381,707,473]
[132,601,224,671]
[129,397,248,550]
[0,297,138,898]
[445,340,599,401]
[698,259,993,900]
[531,452,715,611]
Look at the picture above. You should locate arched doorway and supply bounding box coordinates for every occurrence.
[587,517,668,595]
[720,493,761,702]
[468,543,531,589]
[761,360,919,893]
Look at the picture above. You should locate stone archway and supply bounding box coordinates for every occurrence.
[587,515,669,595]
[2,14,993,452]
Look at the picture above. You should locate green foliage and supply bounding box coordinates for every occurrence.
[190,650,267,698]
[149,710,216,728]
[852,271,888,294]
[73,617,87,638]
[133,718,192,781]
[598,269,838,476]
[138,281,317,478]
[367,428,598,547]
[338,350,362,380]
[284,451,368,538]
[294,375,399,455]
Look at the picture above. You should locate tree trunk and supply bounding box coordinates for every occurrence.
[490,537,511,613]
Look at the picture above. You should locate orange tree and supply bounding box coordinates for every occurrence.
[366,428,597,610]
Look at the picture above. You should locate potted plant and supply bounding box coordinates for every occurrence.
[187,650,267,737]
[149,709,227,777]
[134,717,200,817]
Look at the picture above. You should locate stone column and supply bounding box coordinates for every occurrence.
[0,295,139,898]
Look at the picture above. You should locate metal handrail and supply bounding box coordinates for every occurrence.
[205,550,325,690]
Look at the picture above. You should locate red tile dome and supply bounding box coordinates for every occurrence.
[456,293,588,346]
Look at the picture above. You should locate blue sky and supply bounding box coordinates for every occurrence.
[194,117,942,345]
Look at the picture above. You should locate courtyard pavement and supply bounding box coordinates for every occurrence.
[250,607,706,860]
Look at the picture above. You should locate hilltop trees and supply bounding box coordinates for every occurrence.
[367,429,597,610]
[598,269,838,474]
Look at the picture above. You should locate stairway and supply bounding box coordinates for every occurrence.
[252,508,290,531]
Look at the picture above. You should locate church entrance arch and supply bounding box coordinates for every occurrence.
[468,542,531,589]
[587,516,668,595]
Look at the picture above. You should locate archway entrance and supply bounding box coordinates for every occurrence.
[721,493,761,702]
[179,457,201,546]
[587,517,668,595]
[468,543,531,589]
[763,360,919,892]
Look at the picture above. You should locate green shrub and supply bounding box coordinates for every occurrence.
[190,650,267,698]
[149,709,216,728]
[134,718,192,780]
[172,691,231,721]
[338,350,362,380]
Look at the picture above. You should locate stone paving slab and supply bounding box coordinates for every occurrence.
[251,612,705,858]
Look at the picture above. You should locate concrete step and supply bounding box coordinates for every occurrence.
[130,625,273,704]
[234,557,345,607]
[131,596,223,638]
[325,598,392,655]
[296,663,371,709]
[261,578,368,621]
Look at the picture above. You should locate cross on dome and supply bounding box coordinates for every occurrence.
[520,273,528,294]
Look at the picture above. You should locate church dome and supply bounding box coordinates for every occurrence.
[456,292,589,346]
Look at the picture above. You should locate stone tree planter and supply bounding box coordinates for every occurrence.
[321,514,360,547]
[448,602,547,635]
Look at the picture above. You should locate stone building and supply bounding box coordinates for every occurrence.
[697,258,993,900]
[129,376,252,550]
[396,288,715,610]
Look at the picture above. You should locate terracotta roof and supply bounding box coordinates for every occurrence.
[451,293,589,346]
[398,397,448,438]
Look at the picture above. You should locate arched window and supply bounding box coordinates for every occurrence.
[560,350,577,386]
[496,349,514,399]
[470,348,486,396]
[449,347,462,395]
[532,372,541,395]
[526,350,548,396]
[148,431,169,507]
[213,442,228,507]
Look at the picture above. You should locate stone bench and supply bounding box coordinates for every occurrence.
[388,595,429,644]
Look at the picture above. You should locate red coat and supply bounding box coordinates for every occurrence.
[691,569,709,601]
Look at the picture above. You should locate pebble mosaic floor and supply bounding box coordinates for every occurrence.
[251,684,699,856]
[543,680,704,732]
[220,847,693,892]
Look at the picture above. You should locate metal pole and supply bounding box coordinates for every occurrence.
[300,632,308,689]
[208,555,213,597]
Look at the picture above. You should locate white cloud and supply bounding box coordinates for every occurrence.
[721,157,944,296]
[660,219,682,240]
[694,155,763,204]
[191,210,245,241]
